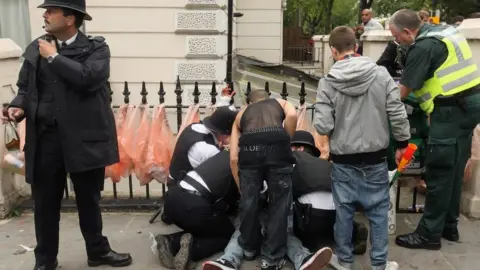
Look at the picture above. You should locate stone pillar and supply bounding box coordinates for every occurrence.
[312,35,325,77]
[321,35,333,76]
[0,39,29,219]
[458,18,480,218]
[360,30,393,62]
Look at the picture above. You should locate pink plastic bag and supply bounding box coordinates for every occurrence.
[296,105,330,160]
[177,104,200,137]
[122,105,152,185]
[145,105,175,184]
[105,105,134,183]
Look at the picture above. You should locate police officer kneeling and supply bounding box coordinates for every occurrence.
[159,106,237,224]
[156,151,239,269]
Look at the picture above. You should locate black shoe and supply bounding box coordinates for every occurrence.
[174,233,192,270]
[299,247,332,270]
[442,227,460,242]
[353,222,368,255]
[155,234,175,268]
[88,250,132,267]
[395,232,441,250]
[33,260,58,270]
[203,259,237,270]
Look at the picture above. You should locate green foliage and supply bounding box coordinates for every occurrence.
[282,0,478,36]
[440,0,479,21]
[372,0,430,17]
[331,0,358,27]
[283,0,335,35]
[371,0,478,22]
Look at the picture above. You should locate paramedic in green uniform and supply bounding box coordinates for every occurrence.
[389,9,480,250]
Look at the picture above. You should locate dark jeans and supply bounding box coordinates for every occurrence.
[294,206,365,252]
[32,127,110,265]
[164,187,235,261]
[416,92,480,240]
[238,165,293,265]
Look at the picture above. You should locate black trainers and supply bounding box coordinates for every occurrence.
[203,259,237,270]
[261,259,285,270]
[174,233,193,269]
[154,234,174,268]
[299,247,333,270]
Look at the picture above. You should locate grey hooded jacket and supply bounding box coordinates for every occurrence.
[313,56,410,157]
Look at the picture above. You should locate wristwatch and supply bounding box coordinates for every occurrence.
[47,53,59,64]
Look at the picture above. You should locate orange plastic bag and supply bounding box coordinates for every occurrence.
[123,105,152,185]
[296,105,330,160]
[105,105,134,183]
[464,124,480,182]
[145,105,175,184]
[177,104,200,137]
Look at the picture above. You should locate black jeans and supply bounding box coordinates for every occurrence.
[294,207,365,251]
[32,127,110,265]
[238,165,293,265]
[164,187,235,261]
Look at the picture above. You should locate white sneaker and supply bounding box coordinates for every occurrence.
[329,254,352,270]
[385,261,399,270]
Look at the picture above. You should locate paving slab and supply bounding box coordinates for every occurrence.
[0,212,477,270]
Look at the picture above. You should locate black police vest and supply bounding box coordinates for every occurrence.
[169,124,216,181]
[292,151,332,199]
[193,151,237,200]
[36,57,63,125]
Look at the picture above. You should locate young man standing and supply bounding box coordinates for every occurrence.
[230,90,297,270]
[314,26,411,270]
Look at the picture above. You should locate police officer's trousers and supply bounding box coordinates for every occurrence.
[416,90,480,240]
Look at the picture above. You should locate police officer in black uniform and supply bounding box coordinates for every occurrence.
[168,106,238,185]
[290,131,368,255]
[158,106,238,224]
[156,150,240,270]
[1,1,132,269]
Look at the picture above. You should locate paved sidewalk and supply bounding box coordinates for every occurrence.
[0,212,478,270]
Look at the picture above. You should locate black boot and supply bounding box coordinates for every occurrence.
[395,232,441,250]
[87,250,132,267]
[442,227,460,242]
[33,260,58,270]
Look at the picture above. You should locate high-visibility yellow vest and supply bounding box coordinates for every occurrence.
[413,25,480,114]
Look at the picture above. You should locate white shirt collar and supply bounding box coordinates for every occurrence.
[57,32,78,47]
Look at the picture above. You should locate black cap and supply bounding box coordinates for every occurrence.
[38,0,92,21]
[291,130,321,157]
[203,106,238,135]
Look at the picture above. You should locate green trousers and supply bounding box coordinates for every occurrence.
[416,92,480,240]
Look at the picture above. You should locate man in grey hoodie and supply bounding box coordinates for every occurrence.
[313,26,411,270]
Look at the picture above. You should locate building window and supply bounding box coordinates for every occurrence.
[0,0,32,50]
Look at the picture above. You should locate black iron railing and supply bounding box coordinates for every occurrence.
[283,46,323,66]
[18,76,423,214]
